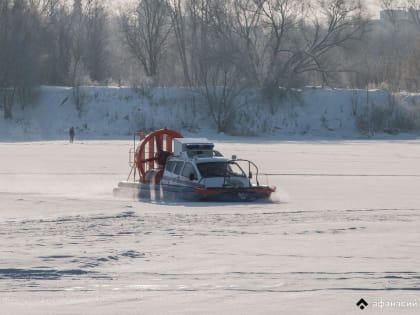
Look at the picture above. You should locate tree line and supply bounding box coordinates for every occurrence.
[1,0,420,125]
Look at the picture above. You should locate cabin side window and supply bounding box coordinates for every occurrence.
[173,161,184,175]
[181,162,198,180]
[165,161,176,173]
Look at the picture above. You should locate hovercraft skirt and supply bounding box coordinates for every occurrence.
[113,181,274,202]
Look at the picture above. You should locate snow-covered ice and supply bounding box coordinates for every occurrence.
[1,139,420,314]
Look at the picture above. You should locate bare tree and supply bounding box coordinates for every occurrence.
[0,0,42,119]
[69,0,88,111]
[259,0,368,93]
[381,0,400,28]
[41,1,73,85]
[200,62,243,133]
[0,0,13,119]
[405,38,420,90]
[407,0,420,30]
[299,1,367,78]
[84,0,108,82]
[230,0,265,85]
[167,0,192,85]
[193,0,246,132]
[121,0,172,82]
[259,0,304,90]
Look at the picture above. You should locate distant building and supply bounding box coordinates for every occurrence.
[379,7,420,26]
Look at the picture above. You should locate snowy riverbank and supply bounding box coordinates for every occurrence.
[1,86,420,141]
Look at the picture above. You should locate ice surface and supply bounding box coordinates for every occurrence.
[1,139,420,314]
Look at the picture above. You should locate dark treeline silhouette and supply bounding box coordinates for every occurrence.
[1,0,420,125]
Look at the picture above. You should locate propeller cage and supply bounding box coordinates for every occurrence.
[135,129,183,182]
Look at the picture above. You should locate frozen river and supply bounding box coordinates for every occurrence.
[1,139,420,314]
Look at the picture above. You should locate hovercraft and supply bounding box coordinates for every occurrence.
[113,129,276,202]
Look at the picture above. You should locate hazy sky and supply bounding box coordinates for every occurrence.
[109,0,384,18]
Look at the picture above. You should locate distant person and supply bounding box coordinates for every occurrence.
[69,127,75,143]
